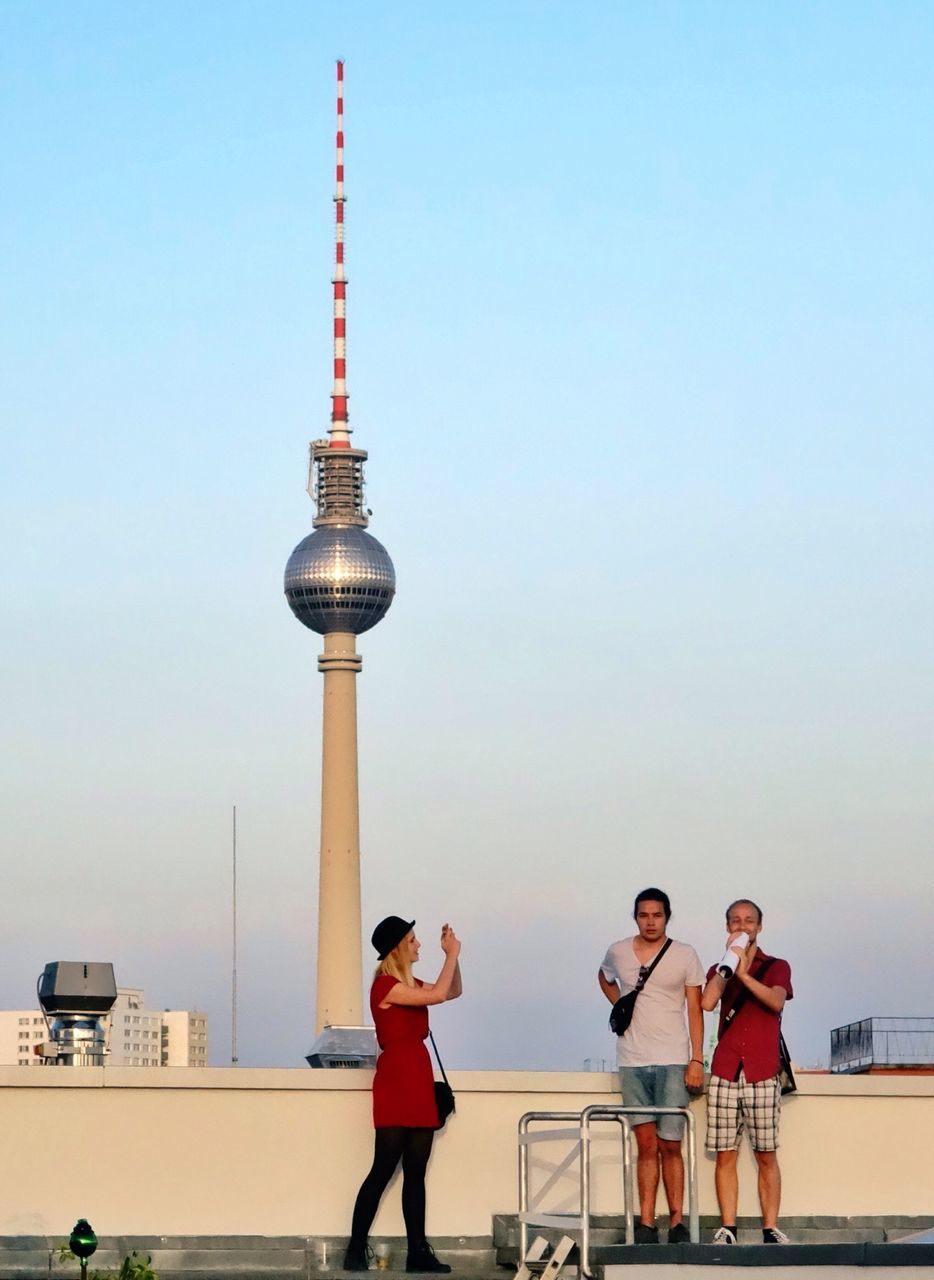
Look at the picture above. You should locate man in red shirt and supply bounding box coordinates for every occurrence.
[701,899,793,1246]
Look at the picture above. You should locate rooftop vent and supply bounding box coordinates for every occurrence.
[306,1025,377,1069]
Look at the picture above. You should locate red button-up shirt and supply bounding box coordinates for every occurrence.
[708,948,793,1085]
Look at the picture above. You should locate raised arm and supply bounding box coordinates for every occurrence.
[734,947,787,1013]
[446,958,463,1001]
[701,970,725,1012]
[383,926,462,1008]
[702,933,744,1011]
[702,944,788,1014]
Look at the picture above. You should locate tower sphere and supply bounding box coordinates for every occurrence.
[284,525,395,636]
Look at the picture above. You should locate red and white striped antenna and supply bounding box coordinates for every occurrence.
[329,59,350,448]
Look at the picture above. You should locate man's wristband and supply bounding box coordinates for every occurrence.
[690,1058,704,1065]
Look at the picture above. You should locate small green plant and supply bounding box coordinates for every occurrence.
[56,1245,159,1280]
[113,1254,158,1280]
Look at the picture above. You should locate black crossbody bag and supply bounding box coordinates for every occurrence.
[608,938,673,1037]
[718,956,796,1096]
[428,1030,456,1128]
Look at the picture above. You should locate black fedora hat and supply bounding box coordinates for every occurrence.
[372,915,415,960]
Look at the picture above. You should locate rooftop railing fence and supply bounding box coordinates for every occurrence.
[830,1017,934,1073]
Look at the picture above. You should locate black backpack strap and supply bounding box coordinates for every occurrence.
[718,955,775,1039]
[428,1030,450,1087]
[635,937,673,992]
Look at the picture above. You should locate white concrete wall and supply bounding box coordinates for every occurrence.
[0,1067,931,1238]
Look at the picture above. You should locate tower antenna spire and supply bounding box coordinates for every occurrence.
[330,59,350,448]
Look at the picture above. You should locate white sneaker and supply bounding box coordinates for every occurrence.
[712,1227,737,1245]
[763,1227,790,1245]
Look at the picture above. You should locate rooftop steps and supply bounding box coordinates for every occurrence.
[494,1215,934,1256]
[4,1223,934,1278]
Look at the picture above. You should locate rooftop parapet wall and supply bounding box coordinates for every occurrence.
[1,1067,932,1237]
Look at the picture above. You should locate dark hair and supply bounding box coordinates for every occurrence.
[633,887,671,921]
[725,898,763,924]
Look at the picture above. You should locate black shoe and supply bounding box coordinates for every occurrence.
[763,1227,790,1244]
[405,1242,452,1274]
[343,1241,372,1272]
[667,1222,691,1244]
[634,1222,659,1244]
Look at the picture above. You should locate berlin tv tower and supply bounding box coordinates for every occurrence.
[284,61,396,1057]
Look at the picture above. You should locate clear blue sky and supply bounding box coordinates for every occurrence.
[2,1,932,1069]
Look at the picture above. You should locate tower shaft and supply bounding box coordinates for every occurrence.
[315,632,363,1031]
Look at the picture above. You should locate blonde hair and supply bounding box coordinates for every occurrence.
[374,938,414,987]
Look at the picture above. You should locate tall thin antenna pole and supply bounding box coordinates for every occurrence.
[231,804,238,1066]
[329,59,351,449]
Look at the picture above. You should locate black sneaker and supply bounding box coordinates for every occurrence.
[712,1226,737,1245]
[667,1222,691,1244]
[763,1227,790,1244]
[342,1241,372,1272]
[634,1222,660,1244]
[405,1242,452,1274]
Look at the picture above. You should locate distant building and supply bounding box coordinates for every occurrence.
[0,1011,48,1067]
[0,987,208,1067]
[161,1008,209,1067]
[830,1016,934,1074]
[105,988,164,1066]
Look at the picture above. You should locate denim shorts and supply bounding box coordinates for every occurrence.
[619,1064,689,1141]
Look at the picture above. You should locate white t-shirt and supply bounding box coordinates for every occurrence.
[601,936,704,1068]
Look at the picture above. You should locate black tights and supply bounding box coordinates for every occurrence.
[350,1126,435,1247]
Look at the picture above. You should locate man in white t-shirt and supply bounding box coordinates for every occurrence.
[599,887,705,1244]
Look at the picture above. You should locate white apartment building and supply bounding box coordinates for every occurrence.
[0,988,208,1067]
[0,1011,49,1067]
[161,1008,209,1067]
[106,988,166,1066]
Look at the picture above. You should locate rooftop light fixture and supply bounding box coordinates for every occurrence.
[68,1219,98,1280]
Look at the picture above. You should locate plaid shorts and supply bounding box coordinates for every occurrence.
[706,1070,781,1152]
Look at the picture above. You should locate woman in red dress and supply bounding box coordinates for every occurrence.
[344,915,462,1274]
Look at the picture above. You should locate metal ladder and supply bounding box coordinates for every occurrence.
[517,1104,699,1276]
[515,1234,577,1280]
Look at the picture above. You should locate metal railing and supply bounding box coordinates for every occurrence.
[518,1105,699,1276]
[830,1017,934,1073]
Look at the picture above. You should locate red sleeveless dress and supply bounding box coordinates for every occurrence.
[370,975,440,1129]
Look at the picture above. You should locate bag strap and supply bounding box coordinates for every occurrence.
[718,954,776,1040]
[428,1030,450,1087]
[634,937,673,992]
